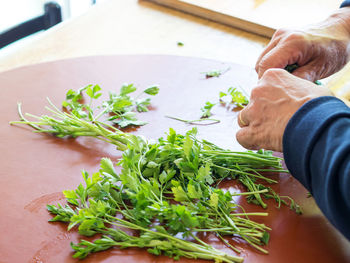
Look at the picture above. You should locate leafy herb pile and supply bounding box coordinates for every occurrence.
[46,129,280,262]
[11,84,299,262]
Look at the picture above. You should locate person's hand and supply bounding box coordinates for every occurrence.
[256,8,350,82]
[236,69,333,152]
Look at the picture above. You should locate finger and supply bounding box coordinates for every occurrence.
[255,39,279,74]
[237,108,250,128]
[255,29,289,74]
[257,45,297,79]
[236,128,259,150]
[237,111,248,128]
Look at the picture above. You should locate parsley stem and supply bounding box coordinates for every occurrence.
[231,189,268,196]
[105,216,244,262]
[217,233,241,254]
[165,115,220,125]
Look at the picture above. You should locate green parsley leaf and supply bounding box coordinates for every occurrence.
[200,101,216,118]
[226,87,249,107]
[197,163,213,185]
[262,231,270,245]
[120,83,137,96]
[209,192,219,209]
[172,186,188,202]
[177,41,184,46]
[143,85,159,96]
[135,98,151,112]
[219,91,227,98]
[202,67,230,78]
[86,85,102,99]
[100,158,118,178]
[187,183,203,199]
[183,135,193,160]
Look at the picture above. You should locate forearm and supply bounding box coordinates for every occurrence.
[283,96,350,240]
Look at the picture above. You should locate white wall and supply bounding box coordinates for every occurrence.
[0,0,101,32]
[0,0,43,31]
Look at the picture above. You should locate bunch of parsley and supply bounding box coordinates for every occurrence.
[11,86,300,262]
[47,128,289,261]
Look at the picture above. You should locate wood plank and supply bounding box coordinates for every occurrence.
[145,0,340,37]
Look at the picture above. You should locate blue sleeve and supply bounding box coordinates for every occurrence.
[283,96,350,240]
[341,0,350,7]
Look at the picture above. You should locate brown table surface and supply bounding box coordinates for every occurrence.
[0,55,349,263]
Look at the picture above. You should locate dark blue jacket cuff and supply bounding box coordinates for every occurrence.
[341,0,350,8]
[283,96,349,191]
[283,96,350,241]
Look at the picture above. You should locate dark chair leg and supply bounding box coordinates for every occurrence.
[44,2,62,29]
[0,2,62,49]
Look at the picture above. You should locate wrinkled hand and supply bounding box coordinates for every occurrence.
[256,8,350,82]
[236,69,333,152]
